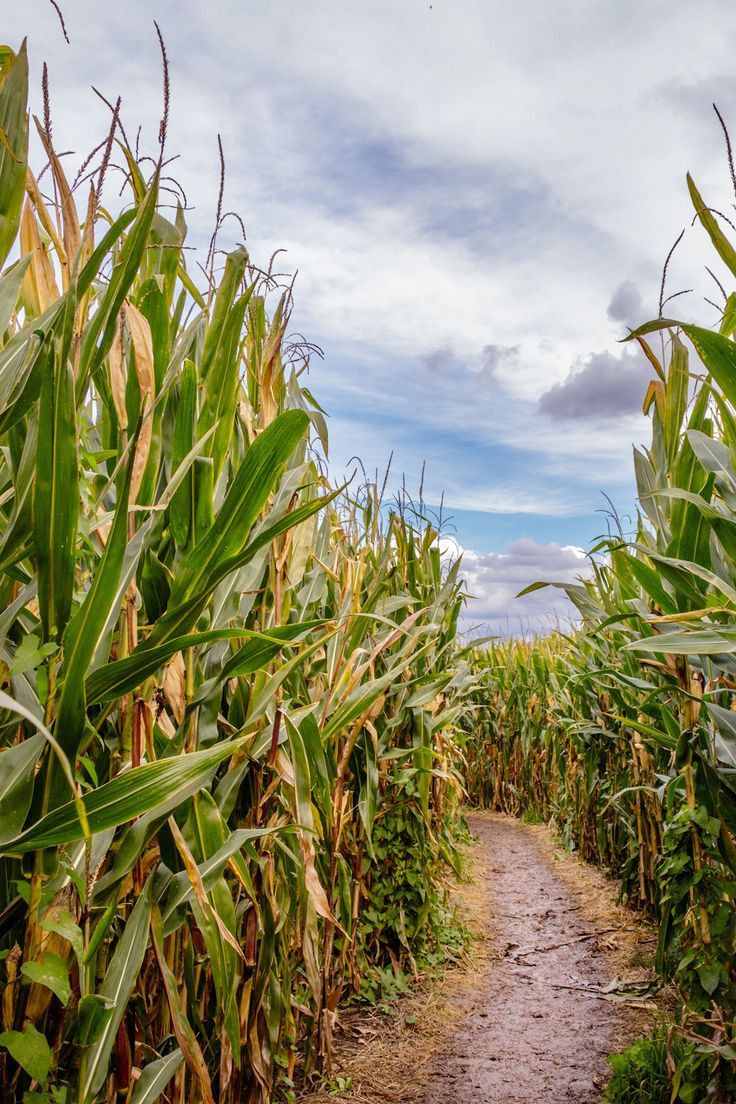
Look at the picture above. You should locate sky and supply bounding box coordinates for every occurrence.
[9,0,736,634]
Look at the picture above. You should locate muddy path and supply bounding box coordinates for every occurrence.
[421,814,636,1103]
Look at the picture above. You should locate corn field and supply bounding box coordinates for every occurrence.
[6,16,736,1104]
[466,169,736,1097]
[0,39,476,1103]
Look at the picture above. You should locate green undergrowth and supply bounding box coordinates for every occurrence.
[355,805,472,1009]
[520,807,545,826]
[604,1028,731,1104]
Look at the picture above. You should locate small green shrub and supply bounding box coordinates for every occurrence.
[604,1031,708,1104]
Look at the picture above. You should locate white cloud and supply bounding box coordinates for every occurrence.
[442,536,590,636]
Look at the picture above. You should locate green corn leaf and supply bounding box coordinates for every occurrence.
[0,255,29,332]
[190,619,326,705]
[285,714,317,836]
[78,878,153,1104]
[169,357,197,548]
[145,415,333,644]
[244,631,336,727]
[91,810,167,899]
[178,800,241,1063]
[201,247,248,379]
[705,702,736,769]
[720,292,736,337]
[0,412,36,576]
[87,626,289,705]
[87,621,323,706]
[681,323,736,409]
[0,300,65,436]
[77,173,159,397]
[213,487,341,590]
[34,321,79,642]
[53,460,133,771]
[161,825,276,930]
[625,628,736,655]
[637,546,736,606]
[129,1050,184,1104]
[0,689,82,830]
[688,173,736,278]
[322,640,434,741]
[40,907,84,964]
[2,735,248,854]
[195,285,252,527]
[632,320,736,411]
[163,409,309,612]
[0,732,44,844]
[664,336,689,468]
[77,208,138,297]
[686,429,734,481]
[0,41,28,268]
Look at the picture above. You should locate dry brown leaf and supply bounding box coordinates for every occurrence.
[300,835,337,926]
[2,945,21,1031]
[168,817,245,963]
[20,199,60,313]
[150,905,216,1104]
[34,117,81,280]
[109,314,128,431]
[122,302,155,505]
[25,167,67,264]
[162,652,185,725]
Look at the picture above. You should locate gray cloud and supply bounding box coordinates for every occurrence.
[607,280,644,324]
[480,343,520,378]
[654,76,736,127]
[420,343,519,382]
[537,349,651,421]
[454,537,588,637]
[421,346,461,375]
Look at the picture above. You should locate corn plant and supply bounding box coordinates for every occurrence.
[0,39,472,1104]
[467,146,736,1100]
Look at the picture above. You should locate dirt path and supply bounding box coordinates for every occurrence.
[299,812,656,1104]
[421,815,635,1103]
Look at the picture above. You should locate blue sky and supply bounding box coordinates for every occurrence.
[10,0,736,631]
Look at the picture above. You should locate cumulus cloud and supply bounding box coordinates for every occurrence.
[537,349,651,421]
[607,281,644,325]
[444,537,589,636]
